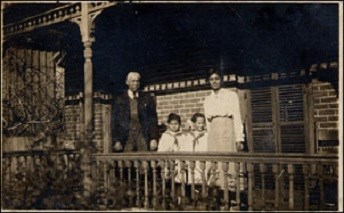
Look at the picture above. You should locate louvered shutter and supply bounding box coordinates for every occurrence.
[250,87,275,189]
[250,87,275,153]
[278,84,306,153]
[249,84,307,190]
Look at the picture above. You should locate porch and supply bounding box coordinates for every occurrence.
[2,150,338,211]
[2,2,341,211]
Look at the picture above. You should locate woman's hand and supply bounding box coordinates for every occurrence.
[236,141,244,151]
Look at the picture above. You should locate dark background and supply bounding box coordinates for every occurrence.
[3,3,339,94]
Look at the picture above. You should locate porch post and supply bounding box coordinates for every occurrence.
[71,2,102,199]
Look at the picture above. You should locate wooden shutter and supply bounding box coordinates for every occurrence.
[278,84,306,153]
[248,84,307,190]
[250,87,275,153]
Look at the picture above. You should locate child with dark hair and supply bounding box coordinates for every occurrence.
[185,113,209,197]
[157,113,186,152]
[189,113,208,152]
[157,113,188,205]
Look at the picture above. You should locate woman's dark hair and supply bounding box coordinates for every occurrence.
[191,113,206,123]
[207,67,223,80]
[167,113,181,124]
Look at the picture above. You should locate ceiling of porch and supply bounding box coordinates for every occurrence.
[3,3,339,93]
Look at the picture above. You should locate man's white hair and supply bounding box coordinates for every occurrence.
[126,72,141,84]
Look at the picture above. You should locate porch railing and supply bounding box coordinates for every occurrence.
[92,152,338,211]
[2,149,82,209]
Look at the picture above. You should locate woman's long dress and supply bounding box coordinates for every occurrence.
[203,88,245,191]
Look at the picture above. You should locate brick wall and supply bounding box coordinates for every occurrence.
[156,90,211,130]
[63,92,112,153]
[155,88,247,131]
[312,80,339,141]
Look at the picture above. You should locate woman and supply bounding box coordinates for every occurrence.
[203,68,245,193]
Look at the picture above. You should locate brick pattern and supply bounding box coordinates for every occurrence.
[312,80,339,135]
[63,93,112,152]
[156,90,211,131]
[64,102,82,149]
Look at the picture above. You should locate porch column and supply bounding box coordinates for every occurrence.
[71,3,102,198]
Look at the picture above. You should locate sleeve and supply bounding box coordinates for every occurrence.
[157,133,171,152]
[231,92,245,142]
[148,93,159,140]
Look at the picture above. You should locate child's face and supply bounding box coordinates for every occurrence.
[169,120,180,132]
[195,117,206,131]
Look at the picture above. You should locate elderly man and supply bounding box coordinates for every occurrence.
[112,72,159,152]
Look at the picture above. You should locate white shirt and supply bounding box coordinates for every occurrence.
[186,130,208,152]
[203,88,245,142]
[128,90,138,99]
[157,130,187,152]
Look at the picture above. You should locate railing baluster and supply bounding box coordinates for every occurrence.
[222,161,229,210]
[260,163,267,210]
[272,164,280,210]
[4,157,10,193]
[303,164,310,210]
[18,156,25,186]
[180,160,186,205]
[170,160,176,202]
[189,161,196,203]
[104,161,109,207]
[151,160,157,209]
[143,161,149,209]
[235,162,241,209]
[247,163,253,211]
[287,164,295,210]
[126,160,133,207]
[11,156,18,188]
[118,160,124,185]
[200,161,207,200]
[95,159,101,207]
[98,160,106,209]
[160,160,166,209]
[318,164,324,210]
[134,160,140,207]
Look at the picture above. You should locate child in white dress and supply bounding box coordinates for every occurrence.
[157,113,189,204]
[185,113,209,186]
[158,113,187,152]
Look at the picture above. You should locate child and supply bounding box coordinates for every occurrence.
[157,113,186,152]
[188,113,208,152]
[157,113,188,205]
[186,113,209,186]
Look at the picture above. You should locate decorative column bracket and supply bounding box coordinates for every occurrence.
[3,2,118,39]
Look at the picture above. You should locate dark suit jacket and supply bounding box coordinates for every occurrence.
[112,90,159,148]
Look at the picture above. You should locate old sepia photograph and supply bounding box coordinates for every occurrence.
[1,0,343,211]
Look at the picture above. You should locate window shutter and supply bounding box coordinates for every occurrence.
[250,87,275,153]
[278,84,306,153]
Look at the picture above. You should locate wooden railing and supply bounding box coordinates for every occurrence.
[2,150,338,210]
[92,152,338,211]
[2,149,82,209]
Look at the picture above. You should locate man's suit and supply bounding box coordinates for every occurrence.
[112,90,159,151]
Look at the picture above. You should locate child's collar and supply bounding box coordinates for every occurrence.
[193,129,207,134]
[166,130,183,135]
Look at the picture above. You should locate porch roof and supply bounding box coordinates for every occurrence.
[3,3,339,92]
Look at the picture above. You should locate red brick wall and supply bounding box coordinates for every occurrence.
[63,92,112,153]
[155,88,247,131]
[312,80,339,140]
[156,90,211,130]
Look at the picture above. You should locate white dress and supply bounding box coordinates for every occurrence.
[203,88,245,191]
[185,130,209,185]
[157,130,189,183]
